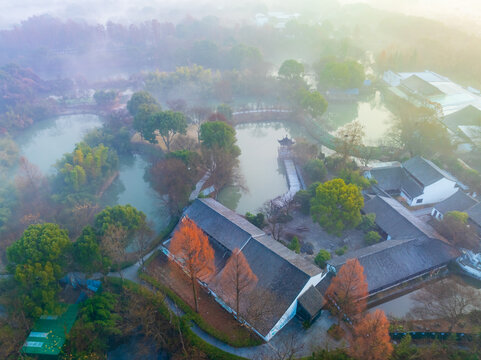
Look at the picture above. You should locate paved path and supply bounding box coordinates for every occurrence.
[189,171,211,201]
[274,159,304,207]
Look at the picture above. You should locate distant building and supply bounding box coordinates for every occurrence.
[163,198,324,341]
[365,156,462,206]
[383,70,481,116]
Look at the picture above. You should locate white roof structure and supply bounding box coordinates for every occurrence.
[383,70,481,116]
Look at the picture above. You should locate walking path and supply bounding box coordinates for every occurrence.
[189,170,211,201]
[273,159,304,207]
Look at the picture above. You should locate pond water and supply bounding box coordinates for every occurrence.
[104,154,170,234]
[16,114,103,174]
[15,114,169,233]
[217,122,310,215]
[326,91,395,146]
[371,275,481,318]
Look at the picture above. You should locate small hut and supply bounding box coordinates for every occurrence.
[278,135,295,159]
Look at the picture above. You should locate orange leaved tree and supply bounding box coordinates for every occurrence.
[218,248,258,316]
[349,309,393,360]
[325,258,368,325]
[170,216,215,312]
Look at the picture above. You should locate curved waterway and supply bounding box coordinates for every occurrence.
[217,121,311,214]
[15,114,169,233]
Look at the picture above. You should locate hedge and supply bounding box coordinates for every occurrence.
[140,273,264,348]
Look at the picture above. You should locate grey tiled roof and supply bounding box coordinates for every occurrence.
[467,203,481,227]
[181,198,264,251]
[434,190,478,215]
[442,105,481,132]
[297,285,325,318]
[369,166,403,192]
[327,237,460,294]
[400,169,424,198]
[170,198,321,337]
[363,195,437,239]
[403,156,456,187]
[401,75,444,97]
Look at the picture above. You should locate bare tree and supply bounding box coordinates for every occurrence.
[101,224,129,281]
[216,248,258,315]
[255,334,303,360]
[261,200,287,241]
[133,221,154,272]
[411,277,481,331]
[188,105,211,142]
[334,121,365,163]
[240,288,278,331]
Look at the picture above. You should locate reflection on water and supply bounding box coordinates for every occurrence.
[217,122,311,215]
[327,91,395,146]
[16,114,102,174]
[113,154,170,233]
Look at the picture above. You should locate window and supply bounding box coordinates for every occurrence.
[416,198,423,204]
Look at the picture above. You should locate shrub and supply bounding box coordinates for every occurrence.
[315,249,331,269]
[364,231,381,245]
[245,212,265,228]
[358,213,376,232]
[301,241,314,255]
[294,190,311,215]
[304,158,327,183]
[288,236,301,254]
[335,245,348,256]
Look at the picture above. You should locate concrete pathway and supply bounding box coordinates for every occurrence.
[189,171,211,201]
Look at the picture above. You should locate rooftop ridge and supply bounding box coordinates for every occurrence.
[199,198,266,237]
[253,234,321,277]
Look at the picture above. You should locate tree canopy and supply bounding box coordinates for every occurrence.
[217,248,258,315]
[310,178,364,236]
[54,142,118,197]
[316,58,365,90]
[153,110,188,152]
[200,121,238,150]
[278,59,305,80]
[127,91,159,117]
[94,204,147,237]
[298,89,328,118]
[325,258,368,325]
[7,223,71,317]
[170,217,215,312]
[349,310,393,360]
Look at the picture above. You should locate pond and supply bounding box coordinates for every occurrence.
[16,114,102,174]
[217,121,310,215]
[326,91,395,146]
[15,114,169,233]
